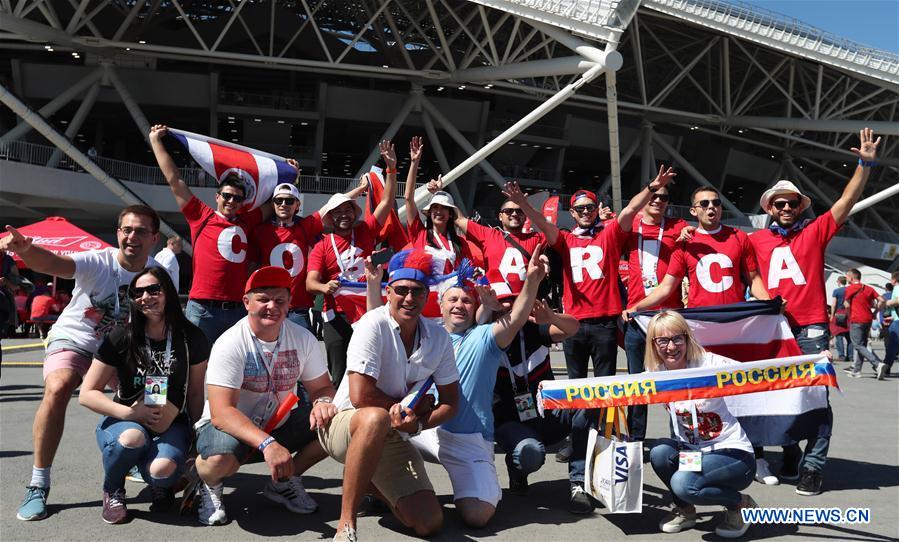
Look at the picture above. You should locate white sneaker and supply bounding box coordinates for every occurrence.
[876,363,887,380]
[264,477,318,514]
[659,506,697,533]
[755,458,779,485]
[197,483,227,526]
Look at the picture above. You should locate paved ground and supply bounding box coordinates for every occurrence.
[1,337,897,541]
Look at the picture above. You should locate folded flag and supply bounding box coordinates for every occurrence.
[168,128,296,210]
[365,166,409,252]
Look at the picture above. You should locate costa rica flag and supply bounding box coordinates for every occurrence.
[168,128,296,210]
[364,166,409,252]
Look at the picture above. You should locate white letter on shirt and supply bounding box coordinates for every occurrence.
[270,242,304,276]
[569,246,604,283]
[767,246,807,289]
[696,253,733,293]
[499,248,527,281]
[218,225,247,263]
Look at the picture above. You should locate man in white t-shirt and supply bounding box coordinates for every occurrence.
[1,206,161,522]
[319,249,461,542]
[193,266,337,526]
[154,236,182,292]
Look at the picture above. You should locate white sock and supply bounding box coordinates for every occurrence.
[30,466,50,489]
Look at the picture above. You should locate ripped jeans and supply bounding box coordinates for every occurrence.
[95,415,192,492]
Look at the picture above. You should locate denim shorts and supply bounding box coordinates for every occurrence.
[196,401,315,463]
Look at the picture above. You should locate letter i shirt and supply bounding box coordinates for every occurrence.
[553,221,627,319]
[666,225,757,308]
[748,212,839,328]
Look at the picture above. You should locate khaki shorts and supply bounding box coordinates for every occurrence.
[319,409,433,506]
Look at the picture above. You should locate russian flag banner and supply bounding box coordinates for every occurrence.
[168,128,296,210]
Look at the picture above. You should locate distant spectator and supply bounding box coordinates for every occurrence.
[155,236,183,293]
[29,293,60,339]
[843,268,887,379]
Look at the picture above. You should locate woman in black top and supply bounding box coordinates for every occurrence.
[80,267,209,524]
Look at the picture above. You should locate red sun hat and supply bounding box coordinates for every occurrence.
[245,266,292,294]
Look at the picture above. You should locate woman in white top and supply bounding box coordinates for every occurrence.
[645,310,758,538]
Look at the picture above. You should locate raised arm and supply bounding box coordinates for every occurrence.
[530,299,579,342]
[149,124,193,209]
[492,245,549,348]
[364,256,385,311]
[617,164,676,232]
[832,128,881,225]
[503,181,559,245]
[403,137,424,227]
[0,226,75,279]
[372,140,398,226]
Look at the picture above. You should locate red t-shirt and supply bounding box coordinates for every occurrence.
[845,283,880,324]
[249,212,324,310]
[667,225,757,308]
[749,212,840,327]
[183,196,262,302]
[308,214,382,319]
[554,221,627,319]
[625,216,687,310]
[407,216,473,274]
[465,221,545,283]
[30,295,57,319]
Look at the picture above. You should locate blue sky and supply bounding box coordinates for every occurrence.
[745,1,898,52]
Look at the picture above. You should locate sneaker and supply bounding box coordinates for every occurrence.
[16,486,49,521]
[715,495,756,538]
[569,483,595,514]
[125,465,145,484]
[843,369,861,378]
[102,488,128,524]
[263,476,318,514]
[555,439,573,463]
[149,485,175,513]
[508,469,529,495]
[197,483,227,526]
[876,363,887,380]
[754,458,779,485]
[796,469,823,496]
[659,506,697,533]
[334,522,358,542]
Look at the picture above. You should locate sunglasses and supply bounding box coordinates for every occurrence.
[772,199,801,210]
[650,193,671,202]
[391,285,428,298]
[653,334,686,348]
[118,226,155,237]
[219,192,246,203]
[500,208,524,216]
[694,198,722,209]
[572,204,598,214]
[273,197,297,206]
[129,283,163,300]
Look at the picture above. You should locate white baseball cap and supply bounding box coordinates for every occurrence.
[273,183,301,201]
[423,191,459,212]
[759,180,811,213]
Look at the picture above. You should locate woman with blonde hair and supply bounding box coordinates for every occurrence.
[645,310,757,538]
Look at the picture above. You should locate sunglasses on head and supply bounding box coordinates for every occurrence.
[650,193,670,202]
[391,285,428,298]
[219,192,246,203]
[653,334,686,348]
[572,203,598,214]
[273,197,297,206]
[694,198,722,209]
[500,208,524,216]
[129,283,163,300]
[772,199,801,210]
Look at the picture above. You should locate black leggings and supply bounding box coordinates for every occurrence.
[323,313,354,388]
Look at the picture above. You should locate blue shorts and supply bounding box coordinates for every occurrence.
[196,401,316,463]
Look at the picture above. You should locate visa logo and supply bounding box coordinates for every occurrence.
[614,444,628,484]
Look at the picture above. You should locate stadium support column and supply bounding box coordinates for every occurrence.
[639,121,654,189]
[598,135,641,196]
[0,82,191,254]
[353,90,419,179]
[0,67,103,145]
[46,82,101,168]
[605,60,623,212]
[106,65,151,144]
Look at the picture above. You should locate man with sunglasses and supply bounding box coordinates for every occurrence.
[150,124,272,343]
[250,180,368,331]
[747,128,881,496]
[2,206,161,521]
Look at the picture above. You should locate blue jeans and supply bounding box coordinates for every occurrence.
[623,323,647,440]
[785,323,833,473]
[196,401,315,462]
[185,299,246,344]
[883,320,898,368]
[95,415,192,492]
[834,333,853,361]
[650,439,755,509]
[287,308,312,331]
[562,318,618,379]
[850,322,881,372]
[495,409,594,484]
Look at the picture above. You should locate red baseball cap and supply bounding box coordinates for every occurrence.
[245,266,292,294]
[570,190,598,207]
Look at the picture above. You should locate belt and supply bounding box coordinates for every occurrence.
[191,299,242,310]
[580,315,618,325]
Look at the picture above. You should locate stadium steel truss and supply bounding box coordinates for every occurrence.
[1,0,897,259]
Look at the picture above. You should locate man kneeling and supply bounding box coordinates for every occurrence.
[194,266,338,525]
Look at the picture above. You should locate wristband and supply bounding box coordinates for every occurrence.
[385,168,398,174]
[408,420,423,437]
[858,159,877,167]
[313,396,333,405]
[258,435,276,451]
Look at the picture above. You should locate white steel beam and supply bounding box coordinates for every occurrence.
[452,56,594,81]
[106,65,151,143]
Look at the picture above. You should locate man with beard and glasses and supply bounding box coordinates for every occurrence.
[748,128,881,496]
[2,206,161,521]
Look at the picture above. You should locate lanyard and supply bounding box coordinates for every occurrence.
[145,327,173,376]
[329,231,355,277]
[668,401,700,444]
[112,265,122,318]
[637,218,665,295]
[251,327,283,395]
[501,333,528,394]
[432,229,455,258]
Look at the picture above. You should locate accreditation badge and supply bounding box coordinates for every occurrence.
[514,393,538,422]
[678,450,702,472]
[144,375,168,406]
[642,276,659,293]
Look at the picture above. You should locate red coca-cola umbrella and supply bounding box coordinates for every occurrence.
[10,216,112,266]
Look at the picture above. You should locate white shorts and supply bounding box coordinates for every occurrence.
[412,427,501,507]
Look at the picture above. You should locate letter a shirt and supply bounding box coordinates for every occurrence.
[553,221,627,319]
[666,225,757,307]
[748,212,840,328]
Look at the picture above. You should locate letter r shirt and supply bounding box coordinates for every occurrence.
[748,212,839,328]
[666,225,757,308]
[553,221,627,319]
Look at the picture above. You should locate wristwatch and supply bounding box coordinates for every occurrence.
[408,420,423,437]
